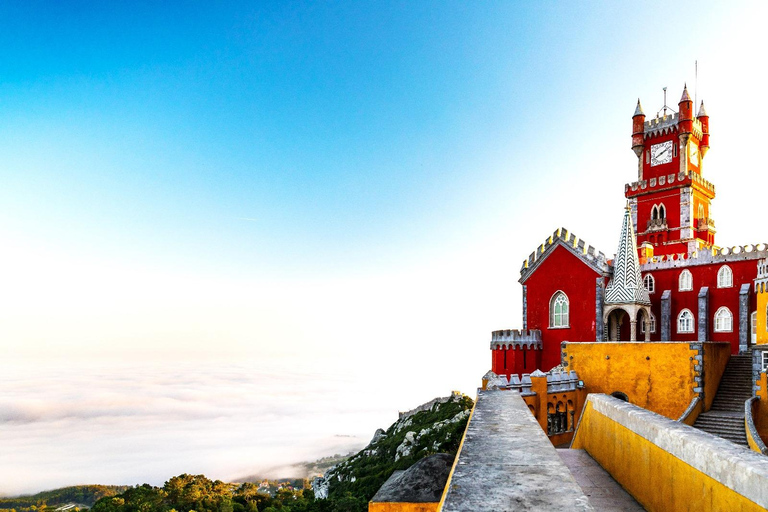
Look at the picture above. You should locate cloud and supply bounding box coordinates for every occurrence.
[0,359,405,496]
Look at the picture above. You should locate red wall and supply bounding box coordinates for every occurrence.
[491,345,540,380]
[643,259,757,353]
[524,245,603,371]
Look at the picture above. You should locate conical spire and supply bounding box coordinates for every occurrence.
[605,205,651,305]
[633,99,644,116]
[679,84,691,103]
[697,100,708,117]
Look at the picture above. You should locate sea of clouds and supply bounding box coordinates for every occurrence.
[0,359,411,496]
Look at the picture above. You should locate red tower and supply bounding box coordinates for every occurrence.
[626,86,715,257]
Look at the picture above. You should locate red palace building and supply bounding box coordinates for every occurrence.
[491,85,767,379]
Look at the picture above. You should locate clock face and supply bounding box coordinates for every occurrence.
[650,141,673,166]
[689,142,699,167]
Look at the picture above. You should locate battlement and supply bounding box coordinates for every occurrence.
[520,227,610,281]
[757,258,768,280]
[643,112,678,137]
[484,369,580,394]
[641,243,768,270]
[625,170,715,198]
[490,329,542,350]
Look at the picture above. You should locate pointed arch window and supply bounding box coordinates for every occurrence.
[643,274,655,293]
[641,312,656,333]
[550,292,569,328]
[678,309,695,333]
[651,205,659,221]
[717,265,733,288]
[714,307,733,332]
[658,203,666,220]
[679,269,693,291]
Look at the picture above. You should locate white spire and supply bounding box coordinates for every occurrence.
[605,205,651,305]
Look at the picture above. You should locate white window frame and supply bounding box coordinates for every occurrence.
[679,269,693,291]
[717,265,733,288]
[640,313,657,334]
[714,307,733,333]
[550,291,569,329]
[643,274,655,293]
[763,351,768,372]
[678,309,695,333]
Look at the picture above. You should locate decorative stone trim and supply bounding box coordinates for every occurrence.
[489,329,542,350]
[739,284,750,353]
[745,397,768,455]
[520,227,610,283]
[661,290,671,341]
[698,287,709,342]
[640,243,768,270]
[676,396,701,423]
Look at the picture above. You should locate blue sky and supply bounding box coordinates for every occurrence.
[1,1,766,493]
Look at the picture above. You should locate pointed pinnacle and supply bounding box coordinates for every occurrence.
[697,100,708,117]
[680,84,691,103]
[633,99,644,116]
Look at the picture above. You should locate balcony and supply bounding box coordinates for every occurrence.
[647,218,668,231]
[697,217,716,230]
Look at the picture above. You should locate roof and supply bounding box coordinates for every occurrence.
[634,99,644,117]
[605,206,650,305]
[520,227,610,284]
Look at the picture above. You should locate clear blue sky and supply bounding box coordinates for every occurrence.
[0,1,766,493]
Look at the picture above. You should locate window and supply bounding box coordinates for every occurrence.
[679,269,693,291]
[678,309,695,333]
[698,204,704,220]
[763,351,768,372]
[550,292,569,328]
[640,313,656,333]
[717,266,733,288]
[714,307,733,332]
[643,274,655,293]
[651,205,659,220]
[659,203,666,220]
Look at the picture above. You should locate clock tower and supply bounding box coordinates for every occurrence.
[626,85,715,256]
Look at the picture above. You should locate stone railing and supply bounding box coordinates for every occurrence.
[697,217,716,230]
[646,218,668,231]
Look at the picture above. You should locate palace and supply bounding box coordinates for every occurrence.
[491,85,768,378]
[369,86,768,512]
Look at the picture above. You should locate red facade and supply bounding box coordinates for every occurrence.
[490,86,762,376]
[523,244,605,371]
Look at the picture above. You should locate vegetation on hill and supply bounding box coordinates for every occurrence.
[0,485,129,512]
[316,392,473,503]
[16,393,473,512]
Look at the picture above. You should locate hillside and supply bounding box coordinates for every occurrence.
[0,485,130,511]
[313,391,473,502]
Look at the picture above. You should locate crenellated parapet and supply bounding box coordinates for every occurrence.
[519,227,610,283]
[641,111,703,140]
[625,170,715,198]
[641,243,768,270]
[490,329,542,350]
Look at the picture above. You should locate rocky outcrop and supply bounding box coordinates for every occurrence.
[311,393,473,501]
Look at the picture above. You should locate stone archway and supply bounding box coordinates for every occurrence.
[603,304,651,341]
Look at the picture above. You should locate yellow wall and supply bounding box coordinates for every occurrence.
[572,400,767,511]
[369,503,439,512]
[563,342,730,419]
[755,371,768,444]
[758,285,768,345]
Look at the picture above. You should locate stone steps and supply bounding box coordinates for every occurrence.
[693,353,752,446]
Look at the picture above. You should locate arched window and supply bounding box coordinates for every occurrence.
[679,269,693,291]
[698,204,705,220]
[678,309,695,333]
[643,274,655,293]
[659,203,666,220]
[550,292,569,328]
[651,205,659,221]
[717,265,733,288]
[714,307,733,332]
[641,312,657,334]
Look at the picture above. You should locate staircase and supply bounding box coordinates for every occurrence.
[693,352,752,446]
